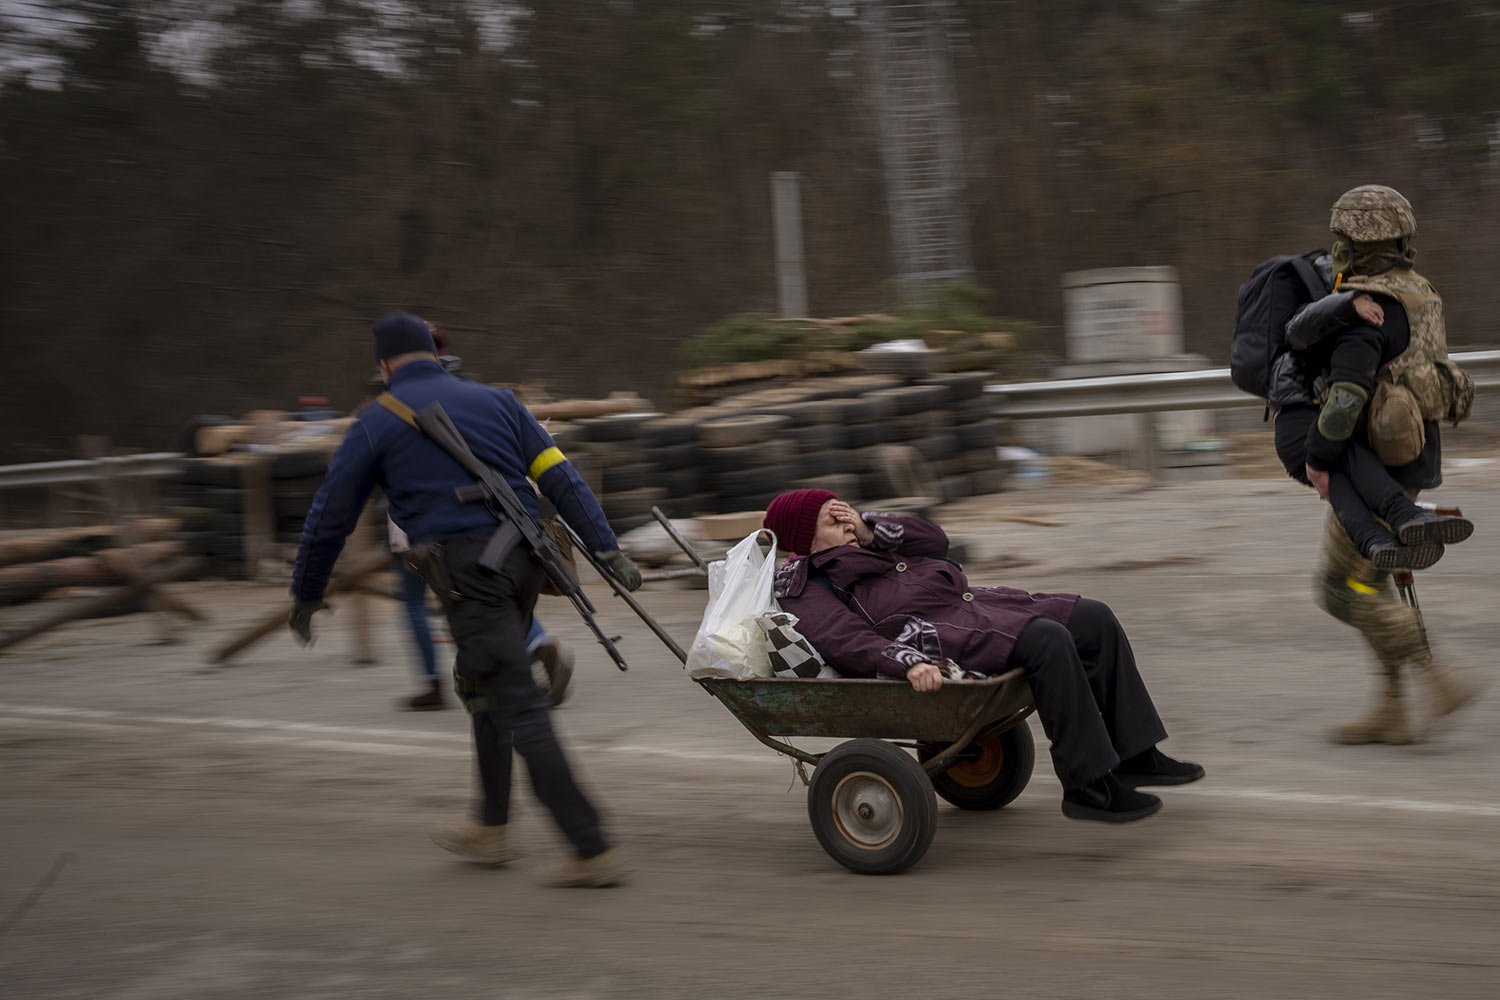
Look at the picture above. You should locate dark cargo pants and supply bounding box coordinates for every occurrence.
[1009,598,1168,789]
[442,537,607,859]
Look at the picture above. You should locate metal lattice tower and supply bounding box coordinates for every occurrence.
[863,0,972,306]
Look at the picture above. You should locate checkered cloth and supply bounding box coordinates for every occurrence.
[756,611,841,679]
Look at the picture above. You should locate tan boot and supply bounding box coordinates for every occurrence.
[430,822,520,866]
[546,848,627,888]
[1418,666,1479,727]
[1329,691,1413,745]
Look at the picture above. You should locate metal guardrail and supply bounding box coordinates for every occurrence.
[0,453,185,491]
[985,349,1500,419]
[3,349,1498,491]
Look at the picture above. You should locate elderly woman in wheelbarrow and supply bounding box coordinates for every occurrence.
[762,488,1203,823]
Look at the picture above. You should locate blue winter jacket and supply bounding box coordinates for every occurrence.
[292,360,616,602]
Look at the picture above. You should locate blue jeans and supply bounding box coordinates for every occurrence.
[399,559,549,682]
[398,560,439,681]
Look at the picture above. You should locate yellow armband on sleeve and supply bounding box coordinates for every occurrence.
[528,446,567,481]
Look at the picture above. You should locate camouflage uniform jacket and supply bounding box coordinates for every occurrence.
[1337,268,1473,425]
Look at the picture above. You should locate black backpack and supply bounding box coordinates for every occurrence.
[1230,251,1329,415]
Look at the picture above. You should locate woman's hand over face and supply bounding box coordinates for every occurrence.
[828,499,875,546]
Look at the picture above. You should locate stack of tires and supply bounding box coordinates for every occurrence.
[639,416,710,519]
[923,372,1007,499]
[170,457,258,579]
[573,413,668,535]
[269,449,330,547]
[696,413,795,514]
[850,383,948,501]
[753,398,859,501]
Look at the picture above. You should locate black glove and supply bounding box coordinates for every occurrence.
[594,549,642,592]
[288,600,331,647]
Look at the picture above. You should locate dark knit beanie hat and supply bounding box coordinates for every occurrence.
[372,312,437,362]
[763,488,837,556]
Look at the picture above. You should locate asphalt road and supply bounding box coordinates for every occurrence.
[3,463,1500,999]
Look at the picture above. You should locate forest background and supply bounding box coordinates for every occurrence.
[4,0,1500,462]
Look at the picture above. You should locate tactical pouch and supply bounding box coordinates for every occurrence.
[1435,359,1475,424]
[539,518,577,597]
[1397,358,1473,427]
[401,541,460,610]
[1368,380,1426,467]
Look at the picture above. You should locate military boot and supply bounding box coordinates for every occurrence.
[546,848,627,888]
[1416,666,1478,730]
[1329,690,1412,745]
[430,822,520,866]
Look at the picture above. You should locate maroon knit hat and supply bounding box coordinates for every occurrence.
[763,488,837,556]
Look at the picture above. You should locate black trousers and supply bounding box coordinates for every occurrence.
[1009,598,1168,789]
[442,537,606,859]
[1274,405,1421,554]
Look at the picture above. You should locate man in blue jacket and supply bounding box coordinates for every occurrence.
[290,313,640,887]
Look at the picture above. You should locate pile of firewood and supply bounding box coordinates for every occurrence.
[0,520,201,653]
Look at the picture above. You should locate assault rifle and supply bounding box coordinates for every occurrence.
[378,394,627,671]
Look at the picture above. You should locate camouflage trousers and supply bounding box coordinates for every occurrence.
[1315,507,1431,696]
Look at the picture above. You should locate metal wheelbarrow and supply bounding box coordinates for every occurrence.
[579,509,1038,875]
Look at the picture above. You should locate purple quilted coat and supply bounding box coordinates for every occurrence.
[773,513,1078,680]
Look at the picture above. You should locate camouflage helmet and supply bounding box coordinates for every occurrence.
[1329,184,1417,242]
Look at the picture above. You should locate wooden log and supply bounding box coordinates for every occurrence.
[0,519,180,569]
[0,541,186,607]
[526,394,655,421]
[96,547,204,621]
[205,549,393,665]
[0,556,201,655]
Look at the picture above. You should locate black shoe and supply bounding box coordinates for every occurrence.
[1394,511,1473,547]
[1061,773,1162,823]
[1368,540,1444,571]
[1115,746,1206,788]
[404,681,447,712]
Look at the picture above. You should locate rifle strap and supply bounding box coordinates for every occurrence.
[377,391,569,580]
[376,392,418,428]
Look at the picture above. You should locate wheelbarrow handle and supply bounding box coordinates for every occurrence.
[556,514,690,666]
[650,506,708,569]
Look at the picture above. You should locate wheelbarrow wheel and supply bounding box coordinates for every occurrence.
[920,723,1035,811]
[807,739,937,875]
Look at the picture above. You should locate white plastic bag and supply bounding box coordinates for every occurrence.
[685,530,778,679]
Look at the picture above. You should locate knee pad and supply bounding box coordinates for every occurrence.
[1317,381,1370,442]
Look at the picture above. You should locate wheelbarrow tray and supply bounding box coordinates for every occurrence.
[697,671,1032,743]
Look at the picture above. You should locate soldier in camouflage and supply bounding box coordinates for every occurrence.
[1305,185,1477,744]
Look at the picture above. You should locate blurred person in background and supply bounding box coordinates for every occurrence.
[290,312,639,887]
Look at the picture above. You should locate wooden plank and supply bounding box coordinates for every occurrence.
[0,556,201,655]
[0,519,180,568]
[205,549,392,665]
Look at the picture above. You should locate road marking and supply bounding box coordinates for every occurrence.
[1176,785,1500,818]
[2,702,1498,819]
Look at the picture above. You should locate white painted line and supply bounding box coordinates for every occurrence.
[603,743,781,766]
[0,703,467,745]
[1177,785,1500,819]
[3,703,1498,820]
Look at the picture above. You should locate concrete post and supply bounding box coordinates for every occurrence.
[771,171,808,318]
